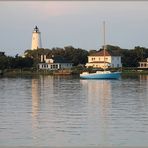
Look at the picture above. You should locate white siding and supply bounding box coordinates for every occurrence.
[87,55,122,68]
[31,32,42,50]
[39,63,72,70]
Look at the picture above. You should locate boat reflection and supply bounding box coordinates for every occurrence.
[80,79,112,145]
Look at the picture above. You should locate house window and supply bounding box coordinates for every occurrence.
[92,57,95,61]
[53,65,55,69]
[105,58,108,60]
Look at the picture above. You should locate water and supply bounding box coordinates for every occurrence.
[0,75,148,146]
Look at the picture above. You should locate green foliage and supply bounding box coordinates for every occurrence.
[64,46,88,66]
[0,55,33,70]
[24,46,88,66]
[101,45,148,67]
[88,49,98,55]
[121,46,148,67]
[24,46,148,68]
[0,56,8,70]
[1,45,148,71]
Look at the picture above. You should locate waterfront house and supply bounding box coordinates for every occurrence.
[139,58,148,68]
[85,50,122,69]
[38,55,73,70]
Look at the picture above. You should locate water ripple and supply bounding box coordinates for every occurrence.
[0,75,148,146]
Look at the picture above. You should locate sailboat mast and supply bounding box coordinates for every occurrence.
[103,21,106,70]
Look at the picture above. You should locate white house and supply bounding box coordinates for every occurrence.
[85,50,122,69]
[38,55,73,70]
[139,58,148,68]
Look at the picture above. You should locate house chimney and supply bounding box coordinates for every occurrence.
[44,55,46,61]
[41,55,43,62]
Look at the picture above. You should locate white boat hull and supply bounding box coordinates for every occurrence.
[80,71,121,79]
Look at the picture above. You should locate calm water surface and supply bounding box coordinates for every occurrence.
[0,75,148,146]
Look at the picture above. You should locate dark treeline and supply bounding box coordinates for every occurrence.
[105,45,148,67]
[24,46,88,66]
[1,45,148,70]
[0,54,33,70]
[92,45,148,67]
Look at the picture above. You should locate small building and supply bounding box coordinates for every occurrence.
[139,58,148,68]
[85,50,122,69]
[38,55,73,70]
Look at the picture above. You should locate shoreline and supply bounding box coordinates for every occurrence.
[1,68,148,78]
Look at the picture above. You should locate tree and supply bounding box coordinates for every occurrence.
[0,56,8,70]
[64,46,88,66]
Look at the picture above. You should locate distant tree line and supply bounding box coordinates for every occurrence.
[0,54,33,70]
[89,45,148,67]
[105,45,148,67]
[1,45,148,70]
[24,46,88,66]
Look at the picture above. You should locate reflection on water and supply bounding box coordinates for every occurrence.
[140,74,148,81]
[80,80,112,145]
[31,79,40,144]
[0,75,148,146]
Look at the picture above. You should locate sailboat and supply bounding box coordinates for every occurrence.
[80,22,121,79]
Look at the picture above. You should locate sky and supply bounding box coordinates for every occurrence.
[0,1,148,56]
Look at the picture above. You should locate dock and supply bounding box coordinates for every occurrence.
[53,69,72,75]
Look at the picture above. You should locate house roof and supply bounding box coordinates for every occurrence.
[52,56,72,63]
[89,50,120,56]
[139,58,148,63]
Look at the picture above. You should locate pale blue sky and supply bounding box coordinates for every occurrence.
[0,1,148,56]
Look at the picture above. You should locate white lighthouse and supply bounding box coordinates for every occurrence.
[31,26,42,50]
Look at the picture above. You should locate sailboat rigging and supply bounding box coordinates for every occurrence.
[80,22,121,79]
[103,21,106,71]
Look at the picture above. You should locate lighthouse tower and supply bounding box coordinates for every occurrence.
[31,26,42,50]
